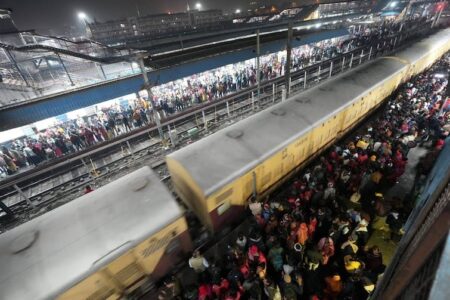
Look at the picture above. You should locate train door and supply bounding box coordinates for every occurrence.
[257,164,273,193]
[294,137,307,166]
[285,145,296,174]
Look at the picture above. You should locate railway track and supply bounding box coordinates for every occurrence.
[0,25,432,231]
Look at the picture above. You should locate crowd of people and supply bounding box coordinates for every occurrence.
[157,54,450,299]
[0,99,152,177]
[0,21,415,178]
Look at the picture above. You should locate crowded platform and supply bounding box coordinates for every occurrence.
[157,53,450,299]
[0,21,406,178]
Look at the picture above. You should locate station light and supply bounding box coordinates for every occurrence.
[390,2,397,8]
[434,73,447,78]
[236,9,241,14]
[195,3,202,10]
[78,12,87,20]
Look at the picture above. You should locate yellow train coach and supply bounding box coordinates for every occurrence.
[0,166,192,300]
[166,28,450,233]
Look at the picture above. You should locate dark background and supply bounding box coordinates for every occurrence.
[2,0,257,31]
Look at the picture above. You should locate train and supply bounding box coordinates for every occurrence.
[0,167,192,300]
[167,28,450,232]
[0,28,450,300]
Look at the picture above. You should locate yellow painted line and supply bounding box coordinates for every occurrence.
[383,56,410,65]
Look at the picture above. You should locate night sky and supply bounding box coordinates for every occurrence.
[2,0,255,32]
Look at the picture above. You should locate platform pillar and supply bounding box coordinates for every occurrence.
[55,52,75,86]
[285,22,293,97]
[138,57,163,140]
[329,61,333,78]
[256,29,261,99]
[289,76,292,94]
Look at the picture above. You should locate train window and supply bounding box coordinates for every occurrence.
[217,201,231,215]
[215,188,233,205]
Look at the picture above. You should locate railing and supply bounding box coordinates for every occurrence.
[0,49,141,107]
[372,136,450,299]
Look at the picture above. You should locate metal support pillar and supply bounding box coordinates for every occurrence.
[126,141,134,158]
[303,71,307,89]
[202,110,207,131]
[81,158,89,174]
[342,56,346,71]
[138,57,163,140]
[226,101,230,117]
[55,52,74,86]
[97,63,107,80]
[349,53,354,68]
[14,184,35,208]
[167,124,175,147]
[317,65,321,80]
[329,61,333,78]
[368,47,373,60]
[282,87,286,102]
[359,50,364,64]
[256,29,261,99]
[251,91,255,110]
[289,76,292,94]
[5,48,30,87]
[285,22,293,97]
[272,84,276,102]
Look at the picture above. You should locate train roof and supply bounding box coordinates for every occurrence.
[167,57,406,197]
[394,28,450,65]
[0,166,183,300]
